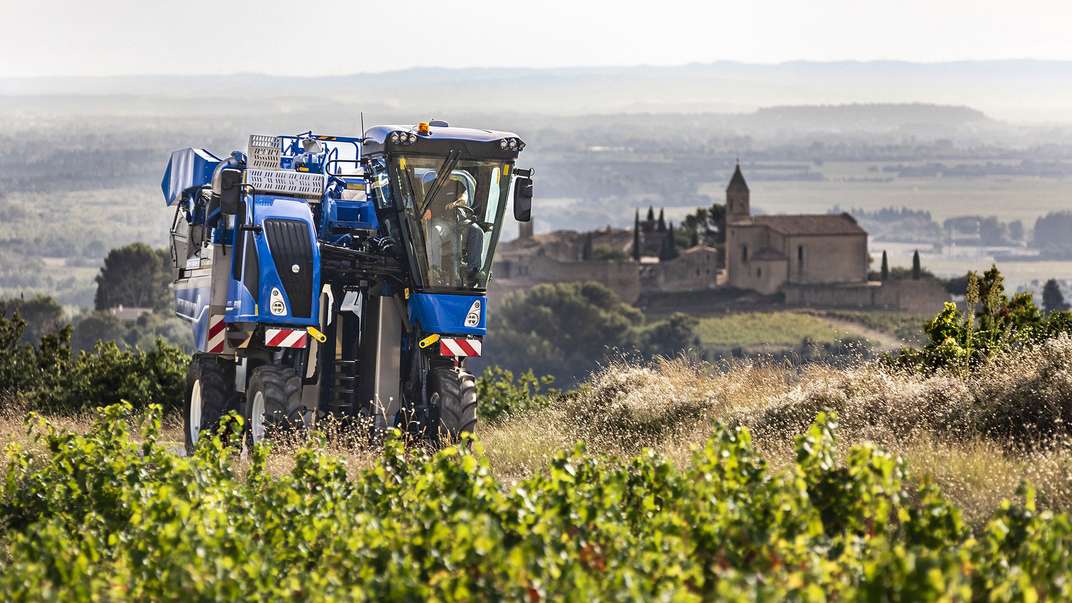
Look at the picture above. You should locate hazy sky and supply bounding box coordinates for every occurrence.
[2,0,1070,77]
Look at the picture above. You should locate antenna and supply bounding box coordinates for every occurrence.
[360,112,365,135]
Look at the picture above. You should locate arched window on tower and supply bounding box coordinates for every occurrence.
[798,245,805,274]
[742,244,749,263]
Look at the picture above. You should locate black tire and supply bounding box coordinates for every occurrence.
[184,354,235,455]
[429,366,477,446]
[244,365,311,445]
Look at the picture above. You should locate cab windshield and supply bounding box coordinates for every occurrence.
[391,155,511,290]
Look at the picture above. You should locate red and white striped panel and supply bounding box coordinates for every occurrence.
[265,328,308,349]
[206,315,227,354]
[439,338,482,357]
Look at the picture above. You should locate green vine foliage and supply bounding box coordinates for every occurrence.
[893,265,1072,372]
[475,366,557,423]
[3,406,1070,600]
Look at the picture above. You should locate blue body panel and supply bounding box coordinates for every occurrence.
[409,293,487,337]
[161,148,220,206]
[226,194,320,327]
[175,278,213,350]
[320,186,379,242]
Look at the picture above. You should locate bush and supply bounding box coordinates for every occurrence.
[0,312,188,412]
[71,310,194,353]
[475,366,556,423]
[0,314,71,401]
[2,407,1071,600]
[894,265,1072,373]
[0,294,65,344]
[483,282,701,385]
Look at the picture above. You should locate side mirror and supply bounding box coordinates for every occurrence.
[513,176,533,222]
[219,168,243,215]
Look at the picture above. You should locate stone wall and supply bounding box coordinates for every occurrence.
[875,277,950,314]
[642,247,721,292]
[785,234,868,285]
[784,277,948,313]
[492,255,641,303]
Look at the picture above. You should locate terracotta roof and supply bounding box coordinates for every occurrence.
[727,163,749,192]
[745,213,866,236]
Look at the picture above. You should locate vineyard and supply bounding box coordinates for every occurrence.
[2,402,1070,601]
[4,272,1072,599]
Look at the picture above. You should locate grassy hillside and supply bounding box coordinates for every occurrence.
[692,310,913,354]
[694,311,844,349]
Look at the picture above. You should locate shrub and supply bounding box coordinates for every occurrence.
[2,407,1071,600]
[475,366,556,423]
[0,313,71,401]
[0,312,188,412]
[894,265,1072,373]
[483,282,703,385]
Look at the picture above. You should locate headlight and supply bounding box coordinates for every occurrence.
[518,141,526,151]
[500,139,508,150]
[390,132,400,144]
[508,138,518,150]
[408,133,417,143]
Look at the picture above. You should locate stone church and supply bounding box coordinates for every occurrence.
[491,161,947,313]
[724,164,870,295]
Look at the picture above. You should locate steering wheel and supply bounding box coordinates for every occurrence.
[450,204,492,233]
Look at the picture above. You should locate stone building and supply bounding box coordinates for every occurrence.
[640,246,721,292]
[491,163,947,314]
[725,165,869,295]
[492,215,720,303]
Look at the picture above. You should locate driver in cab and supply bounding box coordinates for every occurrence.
[422,186,467,280]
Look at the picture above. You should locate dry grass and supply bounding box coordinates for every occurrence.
[479,335,1072,520]
[9,336,1072,521]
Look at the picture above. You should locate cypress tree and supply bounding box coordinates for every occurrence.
[657,208,666,232]
[581,232,593,261]
[912,250,921,280]
[880,250,889,281]
[1043,279,1068,313]
[632,209,642,262]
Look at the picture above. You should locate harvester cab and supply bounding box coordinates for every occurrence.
[161,121,532,452]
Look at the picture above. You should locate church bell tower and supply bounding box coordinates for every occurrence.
[726,162,750,222]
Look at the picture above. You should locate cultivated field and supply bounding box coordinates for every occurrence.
[6,336,1072,523]
[5,339,1072,598]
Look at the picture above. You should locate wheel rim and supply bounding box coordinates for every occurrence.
[189,379,203,445]
[251,391,266,443]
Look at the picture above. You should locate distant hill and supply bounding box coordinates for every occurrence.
[3,60,1072,122]
[752,103,989,129]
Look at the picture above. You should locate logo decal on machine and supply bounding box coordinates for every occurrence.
[464,300,481,327]
[269,288,287,316]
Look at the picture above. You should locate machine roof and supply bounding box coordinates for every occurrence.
[361,124,523,158]
[364,124,520,144]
